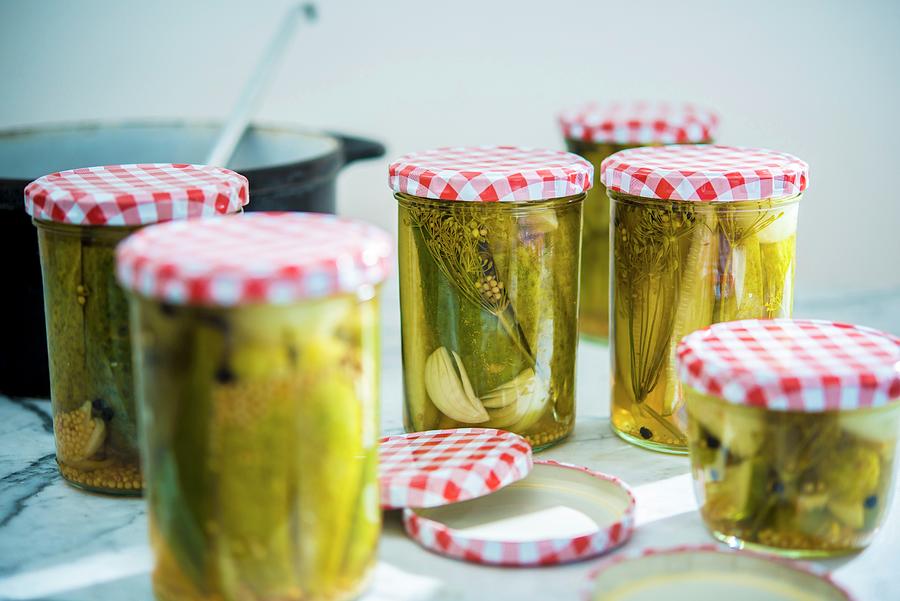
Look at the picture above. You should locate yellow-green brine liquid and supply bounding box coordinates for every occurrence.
[36,220,143,494]
[610,192,800,453]
[130,292,381,601]
[397,193,583,450]
[687,386,900,557]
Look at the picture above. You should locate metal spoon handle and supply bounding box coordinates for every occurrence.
[205,3,315,167]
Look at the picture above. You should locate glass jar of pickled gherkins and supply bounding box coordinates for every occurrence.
[116,213,392,601]
[24,163,248,495]
[389,146,592,450]
[558,102,718,341]
[602,145,809,453]
[677,319,900,557]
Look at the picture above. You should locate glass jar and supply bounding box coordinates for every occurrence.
[559,102,718,341]
[390,146,592,450]
[677,319,900,557]
[24,163,247,495]
[602,145,809,453]
[117,213,392,601]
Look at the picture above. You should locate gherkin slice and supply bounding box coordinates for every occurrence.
[664,211,717,416]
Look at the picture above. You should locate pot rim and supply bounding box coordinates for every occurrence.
[0,118,344,184]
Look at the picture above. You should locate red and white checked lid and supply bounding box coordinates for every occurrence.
[559,101,719,145]
[676,319,900,412]
[24,164,248,226]
[403,460,635,567]
[388,145,593,202]
[600,145,809,201]
[116,212,393,306]
[378,428,533,510]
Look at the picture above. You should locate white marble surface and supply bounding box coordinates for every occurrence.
[1,283,899,601]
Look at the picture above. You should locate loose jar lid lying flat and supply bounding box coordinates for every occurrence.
[402,459,635,566]
[24,163,248,225]
[378,428,533,510]
[677,319,900,411]
[388,145,593,202]
[115,212,394,306]
[582,545,853,601]
[600,144,808,201]
[558,101,719,145]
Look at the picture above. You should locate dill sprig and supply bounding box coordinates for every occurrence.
[406,203,535,365]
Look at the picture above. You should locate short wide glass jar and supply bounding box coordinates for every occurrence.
[602,145,809,453]
[117,213,393,601]
[24,163,247,495]
[559,102,718,340]
[390,146,593,450]
[677,319,900,557]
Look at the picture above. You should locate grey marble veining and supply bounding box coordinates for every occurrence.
[1,286,898,600]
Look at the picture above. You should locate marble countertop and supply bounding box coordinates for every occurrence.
[1,284,899,601]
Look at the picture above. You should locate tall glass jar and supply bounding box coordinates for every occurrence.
[559,102,718,340]
[602,145,809,453]
[24,163,247,495]
[678,319,900,557]
[117,213,392,601]
[390,146,592,450]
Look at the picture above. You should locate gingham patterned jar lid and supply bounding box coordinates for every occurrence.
[378,428,533,510]
[559,101,719,145]
[404,460,635,567]
[600,145,809,201]
[388,145,593,202]
[676,319,900,412]
[24,164,248,226]
[116,212,393,306]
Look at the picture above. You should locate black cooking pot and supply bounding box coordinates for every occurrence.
[0,121,385,398]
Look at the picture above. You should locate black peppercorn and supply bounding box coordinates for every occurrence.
[865,495,878,509]
[705,434,721,449]
[215,365,236,384]
[639,427,652,440]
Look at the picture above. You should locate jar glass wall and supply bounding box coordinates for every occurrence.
[562,140,622,341]
[686,386,899,557]
[610,192,800,453]
[130,291,382,601]
[36,219,142,494]
[397,192,583,450]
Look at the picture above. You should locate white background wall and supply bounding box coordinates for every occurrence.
[1,0,898,296]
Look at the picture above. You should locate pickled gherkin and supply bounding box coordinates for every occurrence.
[37,221,143,494]
[610,193,799,452]
[687,388,899,556]
[397,193,582,450]
[133,295,381,601]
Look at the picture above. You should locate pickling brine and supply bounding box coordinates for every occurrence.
[610,193,799,451]
[398,193,582,449]
[117,212,392,601]
[37,221,142,493]
[390,145,592,450]
[688,388,898,556]
[677,319,900,557]
[133,295,381,600]
[24,163,248,495]
[601,144,809,454]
